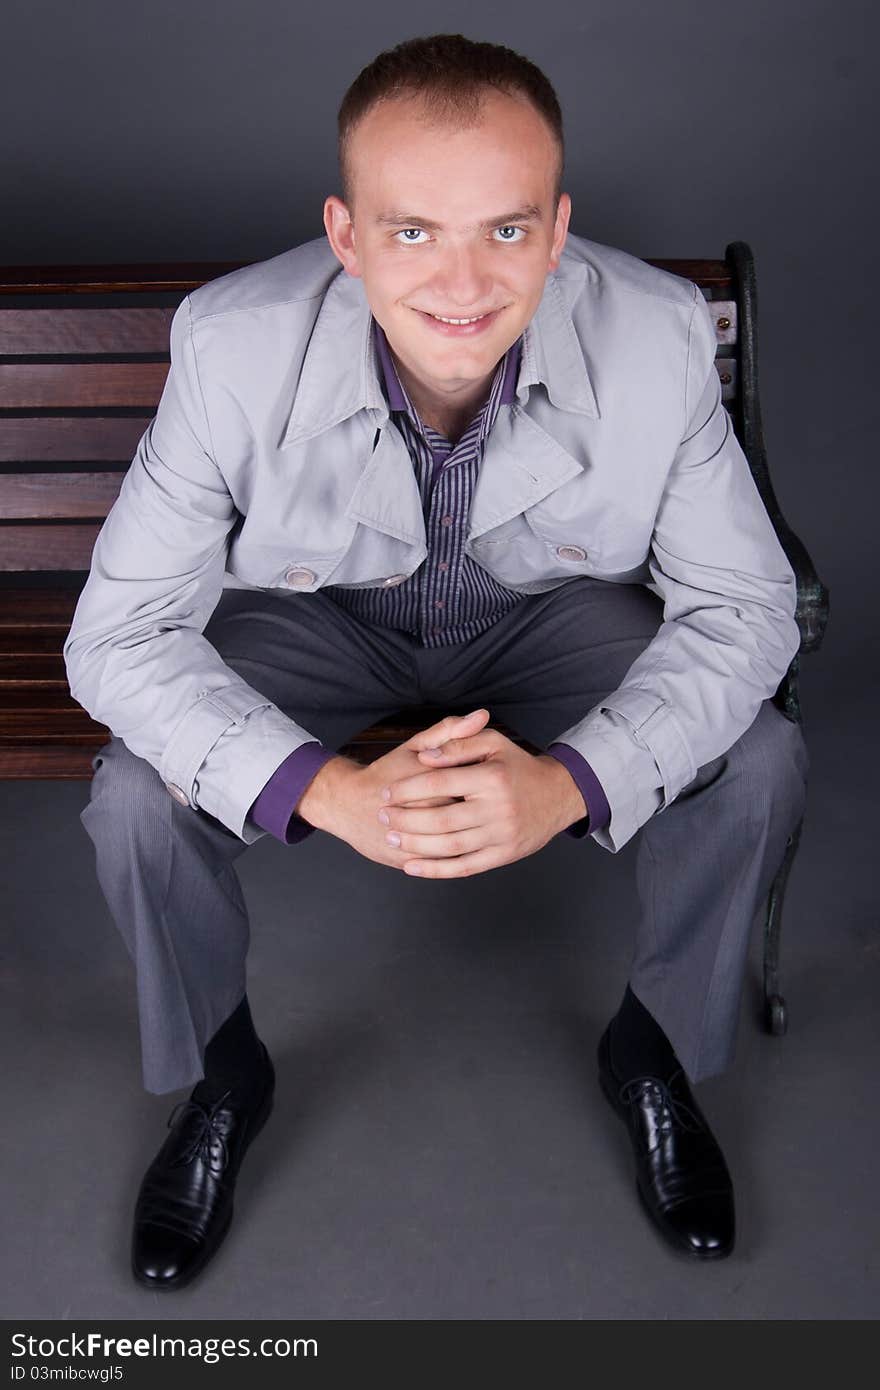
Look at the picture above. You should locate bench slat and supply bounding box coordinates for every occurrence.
[0,707,103,734]
[0,746,103,777]
[0,264,244,293]
[0,631,76,655]
[0,362,168,408]
[0,589,79,628]
[0,523,100,570]
[0,652,68,681]
[0,307,175,355]
[0,471,123,520]
[0,417,150,463]
[0,688,82,709]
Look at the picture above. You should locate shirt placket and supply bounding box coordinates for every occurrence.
[420,424,472,644]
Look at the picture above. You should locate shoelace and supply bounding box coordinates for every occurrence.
[165,1089,233,1172]
[618,1068,705,1135]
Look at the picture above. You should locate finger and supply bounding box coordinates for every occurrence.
[417,729,500,765]
[405,708,490,754]
[382,761,491,807]
[402,846,503,878]
[385,820,488,860]
[381,797,479,837]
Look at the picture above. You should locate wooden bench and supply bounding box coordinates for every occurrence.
[0,244,829,1032]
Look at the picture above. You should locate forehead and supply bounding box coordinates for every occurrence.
[349,92,555,204]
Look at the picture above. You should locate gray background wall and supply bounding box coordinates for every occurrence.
[2,0,877,1320]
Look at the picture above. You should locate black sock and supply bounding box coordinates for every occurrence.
[191,992,268,1104]
[608,984,679,1083]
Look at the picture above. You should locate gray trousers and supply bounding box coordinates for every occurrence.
[80,577,809,1095]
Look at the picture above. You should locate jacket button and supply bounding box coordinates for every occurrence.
[165,781,190,806]
[382,574,407,587]
[557,544,587,561]
[284,566,315,587]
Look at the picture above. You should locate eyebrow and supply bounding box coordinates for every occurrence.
[375,205,543,232]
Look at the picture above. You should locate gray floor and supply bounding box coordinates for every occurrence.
[2,678,877,1320]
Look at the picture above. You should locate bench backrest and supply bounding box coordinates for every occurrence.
[0,257,744,578]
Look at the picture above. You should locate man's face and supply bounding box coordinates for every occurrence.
[324,89,571,405]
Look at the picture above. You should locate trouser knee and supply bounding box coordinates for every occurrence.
[80,736,169,849]
[731,700,809,833]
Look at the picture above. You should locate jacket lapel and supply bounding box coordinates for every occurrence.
[278,250,603,547]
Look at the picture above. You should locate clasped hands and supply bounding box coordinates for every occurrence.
[373,708,587,878]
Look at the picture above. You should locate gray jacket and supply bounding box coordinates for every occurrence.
[64,231,800,852]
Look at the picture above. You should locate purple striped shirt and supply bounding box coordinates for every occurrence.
[248,317,610,843]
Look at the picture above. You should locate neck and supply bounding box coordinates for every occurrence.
[391,353,498,442]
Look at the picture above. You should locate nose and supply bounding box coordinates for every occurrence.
[431,244,494,312]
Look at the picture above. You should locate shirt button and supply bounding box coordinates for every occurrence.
[556,544,587,562]
[434,600,445,608]
[165,781,190,806]
[440,515,454,527]
[437,561,449,572]
[285,566,315,587]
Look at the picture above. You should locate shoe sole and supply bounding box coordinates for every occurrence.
[597,1063,734,1261]
[131,1078,275,1291]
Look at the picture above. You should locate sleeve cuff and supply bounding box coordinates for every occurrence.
[249,741,338,844]
[545,742,612,839]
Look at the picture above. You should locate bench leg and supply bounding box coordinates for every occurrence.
[762,813,805,1037]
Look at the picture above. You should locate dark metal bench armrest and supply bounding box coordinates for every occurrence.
[725,242,830,712]
[773,518,831,657]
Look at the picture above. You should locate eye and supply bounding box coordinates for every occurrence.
[393,225,528,245]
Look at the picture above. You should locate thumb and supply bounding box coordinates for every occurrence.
[406,708,490,753]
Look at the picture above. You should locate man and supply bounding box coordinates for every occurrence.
[66,33,808,1290]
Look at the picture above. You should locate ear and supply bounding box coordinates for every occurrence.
[547,192,572,273]
[323,195,362,277]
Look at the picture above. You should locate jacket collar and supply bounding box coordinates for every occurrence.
[280,254,599,449]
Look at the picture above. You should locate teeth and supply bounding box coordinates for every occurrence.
[430,313,488,324]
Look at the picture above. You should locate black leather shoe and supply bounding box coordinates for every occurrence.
[131,1041,275,1289]
[597,1023,735,1259]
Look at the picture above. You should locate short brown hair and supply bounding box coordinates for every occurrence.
[337,33,565,214]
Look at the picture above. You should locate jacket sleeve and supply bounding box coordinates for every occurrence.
[63,294,322,844]
[549,283,801,854]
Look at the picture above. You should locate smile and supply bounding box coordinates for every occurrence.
[414,307,504,336]
[428,312,489,324]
